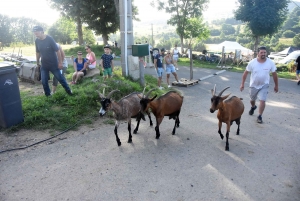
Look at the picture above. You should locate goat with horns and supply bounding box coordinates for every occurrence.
[138,88,183,139]
[210,85,244,151]
[98,89,153,146]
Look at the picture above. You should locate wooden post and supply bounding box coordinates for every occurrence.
[139,57,145,87]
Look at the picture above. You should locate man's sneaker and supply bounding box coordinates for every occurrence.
[257,115,263,123]
[168,85,171,88]
[158,86,164,90]
[176,68,179,70]
[249,105,257,115]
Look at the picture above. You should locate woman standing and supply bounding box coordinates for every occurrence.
[164,50,181,88]
[85,45,97,69]
[172,44,180,70]
[71,51,87,84]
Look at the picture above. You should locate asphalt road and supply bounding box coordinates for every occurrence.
[1,64,300,201]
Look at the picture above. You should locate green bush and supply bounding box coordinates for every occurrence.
[282,30,296,38]
[64,45,121,58]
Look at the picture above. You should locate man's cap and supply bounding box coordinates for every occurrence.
[161,48,165,52]
[104,44,111,49]
[32,26,43,32]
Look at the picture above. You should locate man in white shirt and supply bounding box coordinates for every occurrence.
[240,46,278,123]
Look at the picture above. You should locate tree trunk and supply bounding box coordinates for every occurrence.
[102,34,109,46]
[114,0,119,14]
[189,43,193,80]
[254,35,260,58]
[76,16,84,46]
[180,35,184,54]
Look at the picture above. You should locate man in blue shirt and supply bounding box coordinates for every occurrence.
[154,48,165,89]
[33,25,72,96]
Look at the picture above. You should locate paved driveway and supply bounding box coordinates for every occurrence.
[1,65,299,201]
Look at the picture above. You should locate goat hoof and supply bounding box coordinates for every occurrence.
[128,139,132,143]
[225,146,229,151]
[156,135,160,139]
[117,142,121,146]
[133,130,137,134]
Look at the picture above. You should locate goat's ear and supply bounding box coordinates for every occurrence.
[221,93,231,100]
[150,95,157,101]
[137,94,142,99]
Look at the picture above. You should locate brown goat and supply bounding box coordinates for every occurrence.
[210,85,244,151]
[138,88,183,139]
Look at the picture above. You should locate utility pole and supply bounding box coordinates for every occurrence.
[119,0,134,76]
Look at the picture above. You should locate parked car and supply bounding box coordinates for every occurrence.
[278,50,300,64]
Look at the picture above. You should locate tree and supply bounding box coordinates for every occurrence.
[0,15,13,45]
[48,17,77,44]
[83,28,96,45]
[48,0,85,45]
[210,29,221,36]
[282,30,296,38]
[221,24,235,35]
[183,17,209,80]
[151,0,209,54]
[293,33,300,46]
[234,0,289,54]
[81,0,119,45]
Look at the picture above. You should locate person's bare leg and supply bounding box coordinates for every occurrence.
[166,74,170,85]
[173,72,179,82]
[258,100,265,116]
[158,77,162,87]
[250,100,256,107]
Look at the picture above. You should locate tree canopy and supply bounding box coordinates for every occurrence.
[234,0,290,52]
[151,0,209,53]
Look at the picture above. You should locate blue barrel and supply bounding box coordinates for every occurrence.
[0,63,24,128]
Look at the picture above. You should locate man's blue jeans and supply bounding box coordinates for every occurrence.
[41,66,71,96]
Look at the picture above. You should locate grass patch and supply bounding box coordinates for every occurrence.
[0,67,172,133]
[279,38,294,46]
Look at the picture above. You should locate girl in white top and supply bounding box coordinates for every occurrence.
[85,45,96,69]
[172,44,179,70]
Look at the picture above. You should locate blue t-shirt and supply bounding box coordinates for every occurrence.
[101,54,113,68]
[35,35,58,69]
[74,58,87,71]
[155,54,164,68]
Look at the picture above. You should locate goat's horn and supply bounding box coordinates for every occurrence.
[107,90,120,99]
[218,87,230,96]
[142,85,147,97]
[96,90,105,98]
[145,88,156,98]
[212,84,216,96]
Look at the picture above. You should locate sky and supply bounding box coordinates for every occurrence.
[1,0,299,26]
[0,0,238,26]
